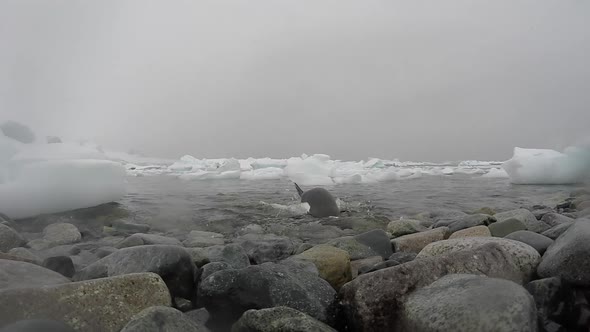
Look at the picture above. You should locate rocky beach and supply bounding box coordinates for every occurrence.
[1,185,590,331]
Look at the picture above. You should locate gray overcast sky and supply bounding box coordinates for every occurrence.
[1,1,589,161]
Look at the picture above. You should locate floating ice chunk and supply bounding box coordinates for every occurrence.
[241,167,284,180]
[283,154,335,186]
[0,159,126,219]
[178,170,241,181]
[502,147,590,184]
[481,168,509,178]
[250,158,288,169]
[0,121,36,143]
[364,158,386,169]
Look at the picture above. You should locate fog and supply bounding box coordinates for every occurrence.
[1,0,589,161]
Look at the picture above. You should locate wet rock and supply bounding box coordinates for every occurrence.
[531,206,554,220]
[0,252,38,265]
[75,245,196,300]
[358,260,401,275]
[350,256,383,278]
[294,243,313,255]
[327,229,392,260]
[391,227,449,253]
[541,222,573,240]
[0,224,26,252]
[120,306,203,332]
[26,239,52,251]
[185,308,210,329]
[494,208,550,233]
[417,237,540,281]
[43,223,81,246]
[488,217,527,237]
[201,262,232,281]
[175,297,194,312]
[0,273,171,332]
[399,274,537,332]
[430,210,469,228]
[43,256,75,278]
[472,207,496,215]
[293,245,352,290]
[183,230,225,248]
[505,230,554,254]
[108,220,150,234]
[232,307,337,332]
[116,233,182,249]
[96,246,118,258]
[294,223,346,244]
[0,259,70,290]
[0,319,75,332]
[7,247,41,264]
[447,214,496,234]
[449,225,491,239]
[387,252,417,264]
[525,277,573,327]
[200,244,250,269]
[236,234,297,264]
[279,258,320,276]
[541,213,574,227]
[339,243,529,331]
[386,219,426,238]
[199,262,336,327]
[538,221,590,285]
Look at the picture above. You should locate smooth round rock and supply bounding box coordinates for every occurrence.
[400,274,537,332]
[116,233,182,248]
[541,222,573,240]
[232,307,336,332]
[449,225,491,239]
[488,218,527,237]
[43,223,81,246]
[0,224,26,252]
[494,209,549,233]
[391,228,449,253]
[7,248,41,264]
[386,219,426,238]
[43,256,75,278]
[0,259,70,290]
[236,233,297,264]
[294,245,351,290]
[505,231,553,254]
[120,306,203,332]
[447,214,496,234]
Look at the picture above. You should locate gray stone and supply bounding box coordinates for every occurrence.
[43,223,81,246]
[0,224,26,252]
[7,247,41,264]
[399,274,537,332]
[448,225,491,239]
[525,277,571,325]
[236,234,296,264]
[579,208,590,217]
[0,319,75,332]
[292,245,352,290]
[201,262,232,281]
[185,308,210,329]
[279,258,320,276]
[120,306,204,332]
[199,262,336,327]
[183,230,225,248]
[391,227,449,253]
[74,245,196,300]
[494,209,550,233]
[96,246,118,258]
[201,244,250,269]
[232,307,336,332]
[116,233,182,249]
[430,210,469,228]
[387,252,417,264]
[0,252,38,264]
[417,237,540,281]
[541,213,575,227]
[294,243,313,255]
[350,256,383,278]
[327,229,392,260]
[43,256,75,278]
[0,273,171,332]
[541,222,573,240]
[386,219,426,238]
[339,243,530,331]
[358,260,402,275]
[505,231,554,254]
[109,220,151,234]
[447,214,496,234]
[0,259,70,290]
[488,218,527,237]
[538,221,590,285]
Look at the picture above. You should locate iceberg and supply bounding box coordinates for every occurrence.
[502,147,590,184]
[0,122,126,219]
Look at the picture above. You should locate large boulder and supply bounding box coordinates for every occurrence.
[235,234,297,264]
[232,307,337,332]
[525,277,573,330]
[0,273,171,332]
[192,244,250,269]
[391,228,449,253]
[327,229,392,260]
[120,306,204,332]
[541,213,575,227]
[538,221,590,285]
[417,237,540,281]
[74,245,196,300]
[116,233,182,248]
[447,214,496,234]
[0,259,70,290]
[386,219,426,238]
[7,247,41,264]
[0,224,26,252]
[199,263,336,327]
[488,218,527,237]
[541,222,573,240]
[505,231,553,254]
[350,256,383,278]
[494,209,550,233]
[339,243,529,331]
[399,274,537,332]
[292,245,351,290]
[43,256,76,278]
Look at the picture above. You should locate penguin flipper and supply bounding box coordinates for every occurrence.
[294,183,304,197]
